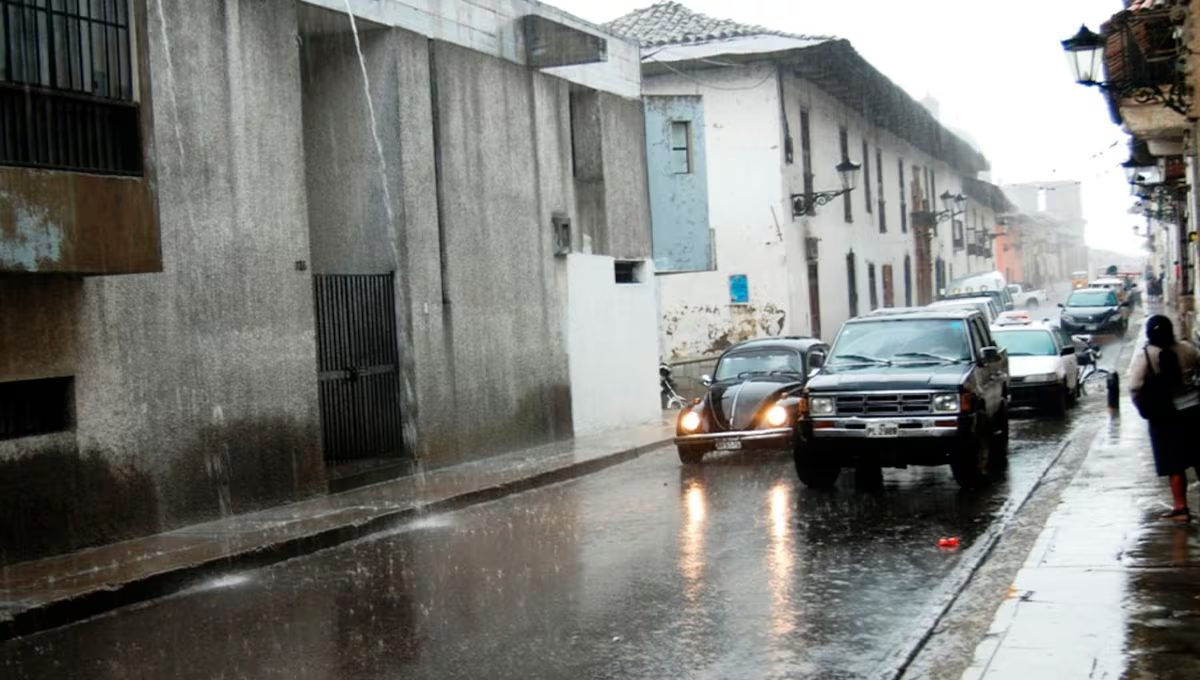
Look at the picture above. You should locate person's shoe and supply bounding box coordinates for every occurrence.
[1159,508,1191,522]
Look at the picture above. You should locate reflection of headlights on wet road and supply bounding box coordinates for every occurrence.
[764,404,788,427]
[810,397,835,415]
[680,411,702,432]
[932,393,960,413]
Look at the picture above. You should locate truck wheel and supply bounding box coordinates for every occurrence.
[951,428,992,489]
[678,448,705,465]
[990,408,1010,473]
[794,445,840,489]
[1026,299,1039,310]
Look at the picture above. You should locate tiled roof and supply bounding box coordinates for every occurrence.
[604,1,832,48]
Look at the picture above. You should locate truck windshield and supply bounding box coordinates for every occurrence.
[993,330,1056,357]
[714,350,803,380]
[830,319,971,364]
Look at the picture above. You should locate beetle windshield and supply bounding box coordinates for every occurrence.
[992,329,1056,357]
[714,349,804,381]
[830,319,971,364]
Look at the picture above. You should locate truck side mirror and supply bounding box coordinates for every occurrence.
[701,374,712,386]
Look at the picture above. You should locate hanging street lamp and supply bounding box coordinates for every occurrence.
[791,160,862,217]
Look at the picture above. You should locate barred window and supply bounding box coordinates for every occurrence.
[2,0,133,99]
[0,0,140,175]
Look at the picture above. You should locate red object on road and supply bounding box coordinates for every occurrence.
[938,537,960,549]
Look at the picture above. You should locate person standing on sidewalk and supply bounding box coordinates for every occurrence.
[1130,314,1200,521]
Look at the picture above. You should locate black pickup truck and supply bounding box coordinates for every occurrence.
[795,309,1010,489]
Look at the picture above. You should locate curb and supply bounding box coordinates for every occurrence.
[870,431,1089,680]
[0,435,673,642]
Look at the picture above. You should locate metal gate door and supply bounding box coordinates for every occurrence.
[313,274,404,463]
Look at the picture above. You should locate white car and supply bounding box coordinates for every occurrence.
[990,319,1079,417]
[926,296,1000,323]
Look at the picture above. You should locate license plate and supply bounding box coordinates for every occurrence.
[715,439,743,451]
[866,421,900,438]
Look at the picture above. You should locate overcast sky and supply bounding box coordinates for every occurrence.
[551,0,1139,254]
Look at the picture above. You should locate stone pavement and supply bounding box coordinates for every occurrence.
[962,306,1200,679]
[0,415,676,641]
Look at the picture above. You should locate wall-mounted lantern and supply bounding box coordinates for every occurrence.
[1061,23,1191,116]
[790,160,862,218]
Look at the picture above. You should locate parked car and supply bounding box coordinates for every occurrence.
[926,296,1001,323]
[674,337,829,464]
[990,318,1078,417]
[941,288,1014,314]
[1089,277,1130,305]
[796,309,1010,489]
[1058,287,1128,334]
[861,306,928,317]
[1006,283,1048,309]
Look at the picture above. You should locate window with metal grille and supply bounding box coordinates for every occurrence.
[669,121,691,174]
[0,376,73,440]
[898,159,907,233]
[876,147,885,233]
[799,109,813,216]
[867,262,878,310]
[839,127,851,223]
[862,139,871,213]
[846,250,858,317]
[0,0,141,175]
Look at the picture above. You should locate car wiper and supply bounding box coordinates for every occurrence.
[893,351,962,363]
[830,353,891,366]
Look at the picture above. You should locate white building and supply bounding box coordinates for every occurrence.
[608,2,998,363]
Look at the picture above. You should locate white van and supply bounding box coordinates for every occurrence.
[944,271,1015,310]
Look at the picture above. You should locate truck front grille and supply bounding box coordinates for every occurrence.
[835,393,932,416]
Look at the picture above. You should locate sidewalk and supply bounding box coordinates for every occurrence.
[962,309,1200,679]
[0,415,676,641]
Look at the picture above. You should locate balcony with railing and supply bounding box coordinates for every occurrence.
[0,0,159,275]
[1100,4,1191,134]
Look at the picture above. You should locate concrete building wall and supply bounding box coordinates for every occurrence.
[565,255,660,436]
[300,0,642,98]
[0,0,325,565]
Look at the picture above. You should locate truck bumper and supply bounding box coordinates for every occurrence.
[803,415,973,468]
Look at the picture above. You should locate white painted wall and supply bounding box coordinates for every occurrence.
[648,57,990,360]
[566,254,661,436]
[646,65,792,361]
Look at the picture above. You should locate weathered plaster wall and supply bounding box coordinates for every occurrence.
[646,65,792,360]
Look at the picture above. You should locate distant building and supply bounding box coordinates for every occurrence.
[607,1,999,363]
[0,0,658,564]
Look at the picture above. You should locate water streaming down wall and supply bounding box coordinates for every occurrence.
[0,0,654,564]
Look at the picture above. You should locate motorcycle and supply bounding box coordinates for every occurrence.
[660,362,688,410]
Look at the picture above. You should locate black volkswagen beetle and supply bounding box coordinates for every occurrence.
[674,337,829,464]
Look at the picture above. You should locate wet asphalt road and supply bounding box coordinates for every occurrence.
[2,339,1126,679]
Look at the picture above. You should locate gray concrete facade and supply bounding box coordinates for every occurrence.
[0,0,652,565]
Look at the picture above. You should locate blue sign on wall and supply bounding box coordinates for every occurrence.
[729,274,749,304]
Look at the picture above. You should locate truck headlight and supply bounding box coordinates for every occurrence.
[680,411,702,432]
[810,397,835,415]
[1023,373,1058,384]
[932,393,961,413]
[764,404,789,427]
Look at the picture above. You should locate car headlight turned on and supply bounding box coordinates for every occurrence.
[764,403,789,427]
[932,393,961,413]
[810,397,835,416]
[680,410,702,432]
[1024,373,1058,384]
